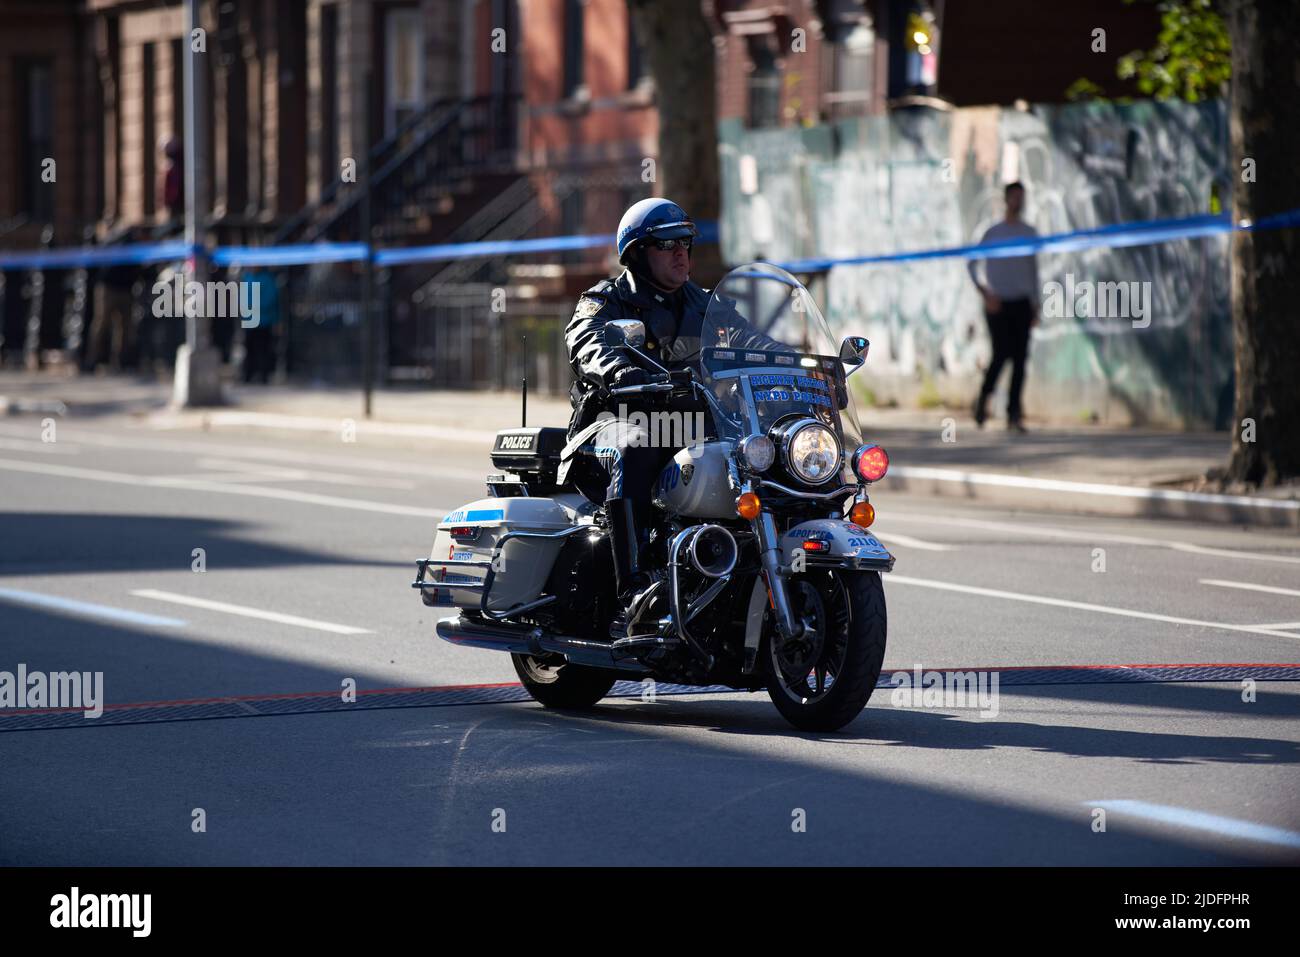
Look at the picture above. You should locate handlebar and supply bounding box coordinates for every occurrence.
[609,382,675,396]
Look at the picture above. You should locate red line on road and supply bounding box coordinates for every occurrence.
[6,663,1298,717]
[1,680,521,717]
[883,661,1300,672]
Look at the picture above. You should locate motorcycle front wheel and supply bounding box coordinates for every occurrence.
[511,653,618,710]
[764,569,887,732]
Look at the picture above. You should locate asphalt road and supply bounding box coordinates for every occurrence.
[1,413,1298,865]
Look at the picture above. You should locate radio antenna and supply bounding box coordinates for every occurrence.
[512,335,522,426]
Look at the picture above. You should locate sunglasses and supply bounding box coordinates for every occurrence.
[649,237,693,252]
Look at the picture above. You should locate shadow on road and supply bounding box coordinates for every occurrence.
[0,511,409,575]
[1,597,1294,865]
[575,688,1300,765]
[993,679,1300,720]
[2,691,1289,865]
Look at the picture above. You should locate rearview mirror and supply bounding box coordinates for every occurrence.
[839,336,869,377]
[606,319,646,350]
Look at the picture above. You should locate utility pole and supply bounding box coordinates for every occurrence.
[173,0,223,407]
[360,67,375,419]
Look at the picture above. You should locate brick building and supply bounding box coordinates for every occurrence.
[1,0,1162,248]
[0,0,1162,379]
[0,1,657,248]
[0,0,96,249]
[712,0,1161,128]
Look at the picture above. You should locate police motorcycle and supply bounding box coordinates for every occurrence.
[414,262,894,731]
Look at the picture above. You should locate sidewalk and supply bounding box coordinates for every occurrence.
[2,370,1296,529]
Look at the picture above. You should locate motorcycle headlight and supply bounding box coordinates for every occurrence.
[784,422,841,485]
[737,434,775,472]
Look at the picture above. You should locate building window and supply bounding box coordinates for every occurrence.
[627,12,644,90]
[746,37,781,128]
[827,21,874,118]
[560,188,584,262]
[320,3,338,183]
[217,0,249,214]
[171,38,184,142]
[385,8,425,135]
[143,43,156,217]
[563,0,585,99]
[489,0,517,98]
[18,59,54,221]
[900,4,938,95]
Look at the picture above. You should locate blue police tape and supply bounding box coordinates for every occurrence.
[210,242,370,267]
[2,209,1296,272]
[0,220,724,270]
[778,207,1300,273]
[376,219,720,266]
[0,241,196,270]
[375,233,610,267]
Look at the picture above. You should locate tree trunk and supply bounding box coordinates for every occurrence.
[1224,0,1300,486]
[627,0,726,286]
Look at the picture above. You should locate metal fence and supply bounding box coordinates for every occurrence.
[407,285,573,395]
[277,267,574,395]
[1,257,580,397]
[0,158,642,398]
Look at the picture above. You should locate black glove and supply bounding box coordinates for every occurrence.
[612,367,649,389]
[667,368,695,396]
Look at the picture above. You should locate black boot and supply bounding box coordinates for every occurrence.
[607,498,658,638]
[607,498,644,598]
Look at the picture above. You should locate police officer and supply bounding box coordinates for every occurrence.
[562,198,778,635]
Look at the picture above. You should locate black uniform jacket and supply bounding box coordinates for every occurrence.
[563,269,781,447]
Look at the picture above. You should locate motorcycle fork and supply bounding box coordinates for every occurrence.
[753,510,803,641]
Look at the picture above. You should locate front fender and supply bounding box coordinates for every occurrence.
[781,519,895,572]
[740,517,894,674]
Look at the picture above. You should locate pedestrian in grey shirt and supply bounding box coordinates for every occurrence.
[967,182,1039,432]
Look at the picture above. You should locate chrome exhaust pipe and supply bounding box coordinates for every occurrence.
[685,524,738,578]
[435,615,648,672]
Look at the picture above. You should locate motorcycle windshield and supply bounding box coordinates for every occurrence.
[698,262,862,459]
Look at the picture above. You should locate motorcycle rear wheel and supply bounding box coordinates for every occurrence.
[765,569,887,732]
[511,654,618,710]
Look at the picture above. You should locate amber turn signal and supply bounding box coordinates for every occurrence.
[736,492,761,520]
[849,501,875,528]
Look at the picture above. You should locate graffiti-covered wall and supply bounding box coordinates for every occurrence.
[719,100,1232,429]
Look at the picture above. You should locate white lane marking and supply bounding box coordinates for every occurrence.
[167,411,493,445]
[0,457,146,485]
[891,464,1300,512]
[1171,542,1300,564]
[0,457,448,519]
[884,510,1300,565]
[870,530,955,552]
[192,457,417,489]
[0,422,489,481]
[1200,579,1300,599]
[130,589,371,635]
[1082,800,1300,851]
[0,587,186,629]
[0,437,79,455]
[1250,622,1300,631]
[150,471,313,485]
[886,574,1300,640]
[150,458,418,489]
[153,477,445,518]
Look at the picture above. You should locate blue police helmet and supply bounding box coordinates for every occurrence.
[616,198,698,263]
